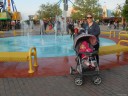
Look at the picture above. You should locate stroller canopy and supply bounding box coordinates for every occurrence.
[74,33,97,51]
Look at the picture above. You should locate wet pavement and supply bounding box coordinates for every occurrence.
[0,25,128,96]
[0,53,128,78]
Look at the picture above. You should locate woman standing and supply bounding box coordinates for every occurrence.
[84,13,100,65]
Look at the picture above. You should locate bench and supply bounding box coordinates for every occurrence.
[101,30,115,38]
[13,30,24,36]
[45,29,54,33]
[13,30,20,36]
[0,47,38,73]
[118,31,128,39]
[13,29,35,36]
[0,31,4,37]
[99,40,128,56]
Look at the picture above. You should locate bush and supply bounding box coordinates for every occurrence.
[126,27,128,31]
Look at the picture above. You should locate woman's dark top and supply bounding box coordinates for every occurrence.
[84,21,100,41]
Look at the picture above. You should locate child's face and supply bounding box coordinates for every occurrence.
[80,44,86,49]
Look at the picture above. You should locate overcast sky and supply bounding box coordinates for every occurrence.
[13,0,125,20]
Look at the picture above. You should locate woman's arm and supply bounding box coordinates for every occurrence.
[93,22,100,37]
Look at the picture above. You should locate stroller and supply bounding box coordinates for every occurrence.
[70,32,102,86]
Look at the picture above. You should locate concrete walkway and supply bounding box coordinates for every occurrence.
[0,65,128,96]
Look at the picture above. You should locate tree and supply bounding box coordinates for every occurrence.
[71,0,101,20]
[111,10,121,18]
[37,3,62,20]
[71,11,82,20]
[111,4,122,18]
[126,0,128,4]
[122,3,128,22]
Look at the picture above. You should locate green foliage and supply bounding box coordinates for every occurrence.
[24,20,30,25]
[37,3,62,20]
[71,12,83,20]
[112,4,121,17]
[126,27,128,31]
[126,0,128,4]
[111,11,121,17]
[122,4,128,22]
[71,0,101,20]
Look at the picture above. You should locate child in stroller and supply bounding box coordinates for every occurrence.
[70,32,102,86]
[79,40,95,69]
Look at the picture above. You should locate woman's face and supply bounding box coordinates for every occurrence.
[86,15,93,24]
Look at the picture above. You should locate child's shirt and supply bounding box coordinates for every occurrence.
[79,41,93,58]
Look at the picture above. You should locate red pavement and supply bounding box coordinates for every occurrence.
[0,36,128,78]
[0,53,128,78]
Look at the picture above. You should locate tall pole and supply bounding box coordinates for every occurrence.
[8,0,11,12]
[63,0,68,34]
[3,0,6,11]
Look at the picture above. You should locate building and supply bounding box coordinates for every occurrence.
[102,5,113,18]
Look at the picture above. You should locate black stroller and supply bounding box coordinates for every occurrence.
[70,32,102,86]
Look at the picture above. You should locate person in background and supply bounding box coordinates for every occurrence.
[73,20,79,38]
[122,22,126,30]
[68,21,74,38]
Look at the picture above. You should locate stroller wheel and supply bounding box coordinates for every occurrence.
[92,75,102,85]
[74,76,84,86]
[70,67,75,75]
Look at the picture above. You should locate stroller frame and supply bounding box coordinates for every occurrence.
[70,51,102,86]
[76,51,99,75]
[70,33,102,86]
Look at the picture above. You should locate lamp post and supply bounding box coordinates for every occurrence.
[63,0,68,34]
